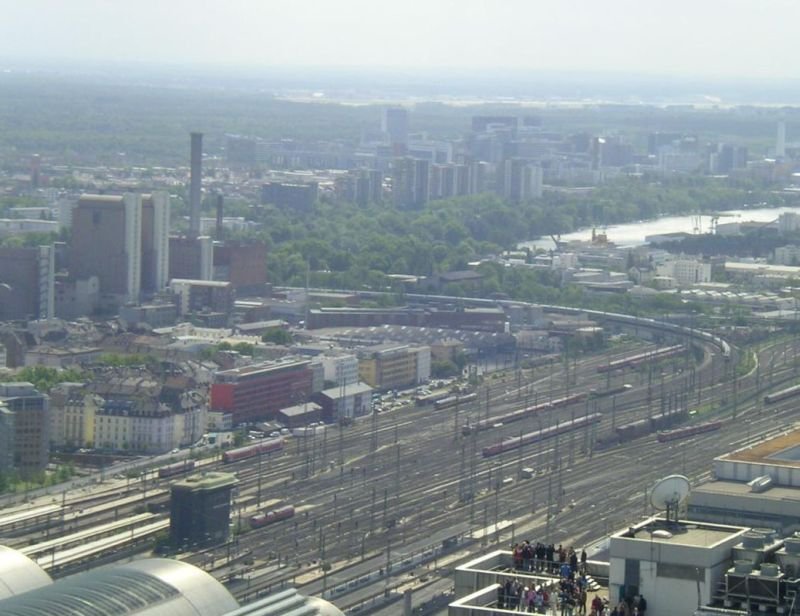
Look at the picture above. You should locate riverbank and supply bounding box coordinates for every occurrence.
[520,204,800,251]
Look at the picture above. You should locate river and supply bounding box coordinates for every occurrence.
[520,205,800,251]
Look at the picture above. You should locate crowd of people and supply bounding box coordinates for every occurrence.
[511,542,588,575]
[496,541,647,615]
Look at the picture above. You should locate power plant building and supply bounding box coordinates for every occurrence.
[70,192,170,305]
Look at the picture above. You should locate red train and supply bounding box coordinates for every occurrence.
[158,460,195,479]
[657,420,722,443]
[222,438,284,463]
[597,345,684,373]
[482,413,602,457]
[249,505,295,528]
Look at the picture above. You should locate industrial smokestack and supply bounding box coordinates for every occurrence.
[777,121,786,159]
[216,193,224,239]
[189,132,203,237]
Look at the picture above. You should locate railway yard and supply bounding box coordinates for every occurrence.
[4,306,800,615]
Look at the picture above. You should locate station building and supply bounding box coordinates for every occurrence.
[0,547,344,616]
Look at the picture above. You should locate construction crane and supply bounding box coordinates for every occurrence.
[709,212,739,234]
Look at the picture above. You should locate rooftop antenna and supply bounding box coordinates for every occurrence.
[649,474,690,524]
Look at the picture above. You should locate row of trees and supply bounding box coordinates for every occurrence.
[255,175,794,294]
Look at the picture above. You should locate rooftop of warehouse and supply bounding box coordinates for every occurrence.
[719,427,800,468]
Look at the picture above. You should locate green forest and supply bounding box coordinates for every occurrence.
[253,176,794,292]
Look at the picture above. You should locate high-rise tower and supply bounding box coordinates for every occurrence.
[189,132,203,238]
[777,121,786,159]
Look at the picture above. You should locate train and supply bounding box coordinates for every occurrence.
[597,345,685,373]
[434,392,478,410]
[222,437,284,463]
[614,408,688,443]
[415,391,451,406]
[657,420,723,443]
[249,505,295,529]
[157,460,195,479]
[462,392,589,435]
[482,413,602,457]
[589,383,633,398]
[764,384,800,404]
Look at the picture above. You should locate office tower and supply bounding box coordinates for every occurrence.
[714,144,748,174]
[215,193,224,239]
[261,181,318,211]
[382,107,409,148]
[391,157,430,209]
[71,192,170,305]
[777,121,787,158]
[0,245,54,321]
[498,159,543,203]
[189,132,203,238]
[211,360,313,425]
[0,383,49,480]
[0,403,13,475]
[29,154,41,189]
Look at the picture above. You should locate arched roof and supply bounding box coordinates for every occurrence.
[306,596,346,616]
[0,557,238,616]
[0,545,52,599]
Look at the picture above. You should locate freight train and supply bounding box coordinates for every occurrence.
[614,408,688,443]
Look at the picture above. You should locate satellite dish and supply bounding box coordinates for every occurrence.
[650,475,690,523]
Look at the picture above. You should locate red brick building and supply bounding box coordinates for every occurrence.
[210,359,312,425]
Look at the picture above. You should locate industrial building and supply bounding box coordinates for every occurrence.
[312,381,373,422]
[70,192,170,305]
[689,427,800,533]
[170,279,234,318]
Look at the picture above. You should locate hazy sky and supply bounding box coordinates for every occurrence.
[0,0,797,79]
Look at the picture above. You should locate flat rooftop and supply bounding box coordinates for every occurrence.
[172,472,237,492]
[719,428,800,469]
[628,522,735,547]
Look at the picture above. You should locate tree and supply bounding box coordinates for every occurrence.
[262,329,293,345]
[431,359,459,378]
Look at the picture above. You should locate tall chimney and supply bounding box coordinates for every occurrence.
[216,193,224,239]
[189,132,203,237]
